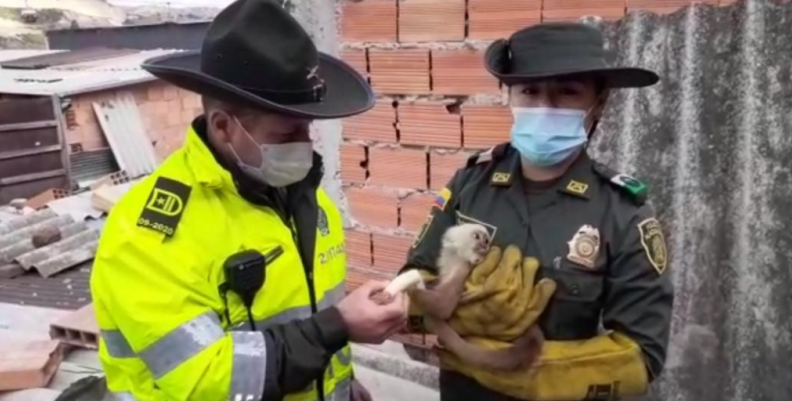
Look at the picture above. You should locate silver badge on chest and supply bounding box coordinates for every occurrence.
[566,225,601,269]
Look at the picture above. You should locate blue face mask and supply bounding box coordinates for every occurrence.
[510,107,591,167]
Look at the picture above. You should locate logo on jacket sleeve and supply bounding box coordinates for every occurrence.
[638,218,667,275]
[137,177,191,237]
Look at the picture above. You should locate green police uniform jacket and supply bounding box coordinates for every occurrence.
[404,143,674,399]
[90,117,352,401]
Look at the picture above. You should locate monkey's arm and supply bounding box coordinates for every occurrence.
[407,265,470,320]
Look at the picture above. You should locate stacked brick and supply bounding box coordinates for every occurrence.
[63,81,201,161]
[338,0,740,290]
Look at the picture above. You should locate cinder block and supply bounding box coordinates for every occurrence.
[368,147,427,189]
[341,49,369,78]
[400,192,437,233]
[462,104,512,150]
[345,228,373,269]
[542,0,626,21]
[369,49,431,95]
[398,102,461,147]
[398,0,465,42]
[49,303,99,350]
[430,151,469,190]
[340,0,398,42]
[345,187,399,228]
[343,99,396,143]
[372,233,415,275]
[0,340,65,391]
[468,0,541,40]
[340,144,367,184]
[25,188,71,210]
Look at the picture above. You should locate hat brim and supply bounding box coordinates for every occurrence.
[485,39,659,88]
[141,50,375,120]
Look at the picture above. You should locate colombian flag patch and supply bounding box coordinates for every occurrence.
[434,187,451,211]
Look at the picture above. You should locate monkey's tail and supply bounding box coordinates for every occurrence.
[432,320,543,372]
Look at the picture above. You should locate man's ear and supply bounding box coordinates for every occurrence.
[207,109,233,144]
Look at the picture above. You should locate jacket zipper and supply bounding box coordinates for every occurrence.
[287,220,324,401]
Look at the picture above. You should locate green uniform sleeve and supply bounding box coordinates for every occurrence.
[401,170,465,275]
[601,204,674,380]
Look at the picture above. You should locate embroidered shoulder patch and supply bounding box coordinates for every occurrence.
[638,218,667,275]
[592,162,648,206]
[137,177,192,237]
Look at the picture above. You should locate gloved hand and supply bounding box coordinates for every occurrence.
[450,245,557,341]
[441,331,650,401]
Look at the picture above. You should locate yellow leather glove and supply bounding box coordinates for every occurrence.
[439,331,649,401]
[450,245,557,341]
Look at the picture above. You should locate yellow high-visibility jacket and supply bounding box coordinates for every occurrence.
[91,119,352,401]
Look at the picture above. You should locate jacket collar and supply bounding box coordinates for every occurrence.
[489,143,599,201]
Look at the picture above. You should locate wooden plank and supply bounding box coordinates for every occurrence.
[0,145,62,161]
[0,97,54,124]
[0,169,67,186]
[0,120,58,133]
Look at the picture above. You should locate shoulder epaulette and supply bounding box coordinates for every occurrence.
[466,143,510,168]
[136,176,192,237]
[592,162,648,206]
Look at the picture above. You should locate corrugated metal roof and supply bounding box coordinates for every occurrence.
[0,49,182,96]
[0,48,139,70]
[0,261,91,310]
[93,92,159,178]
[0,208,100,279]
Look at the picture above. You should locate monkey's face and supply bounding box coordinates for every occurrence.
[448,223,491,265]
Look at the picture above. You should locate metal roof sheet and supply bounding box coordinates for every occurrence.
[0,208,100,279]
[0,49,181,96]
[0,48,139,70]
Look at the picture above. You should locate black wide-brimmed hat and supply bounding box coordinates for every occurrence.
[141,0,374,119]
[485,22,659,88]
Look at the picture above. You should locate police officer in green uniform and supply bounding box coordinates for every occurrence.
[402,22,674,401]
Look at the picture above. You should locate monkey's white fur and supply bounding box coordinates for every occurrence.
[384,223,491,297]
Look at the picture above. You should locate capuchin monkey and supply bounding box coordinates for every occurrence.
[384,224,544,371]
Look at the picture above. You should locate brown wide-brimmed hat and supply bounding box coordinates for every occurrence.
[485,22,659,88]
[141,0,375,119]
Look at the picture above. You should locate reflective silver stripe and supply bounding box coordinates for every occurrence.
[101,329,136,358]
[336,347,351,365]
[326,376,351,401]
[139,311,225,378]
[112,392,138,401]
[232,282,347,331]
[230,331,267,401]
[317,282,346,310]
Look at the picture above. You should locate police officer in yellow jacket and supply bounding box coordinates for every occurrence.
[402,23,674,400]
[90,1,406,400]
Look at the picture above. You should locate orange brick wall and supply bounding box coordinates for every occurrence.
[337,0,737,291]
[63,80,201,161]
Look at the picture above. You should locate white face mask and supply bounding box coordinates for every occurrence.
[228,116,314,188]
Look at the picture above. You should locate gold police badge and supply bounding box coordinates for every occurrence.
[567,225,601,269]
